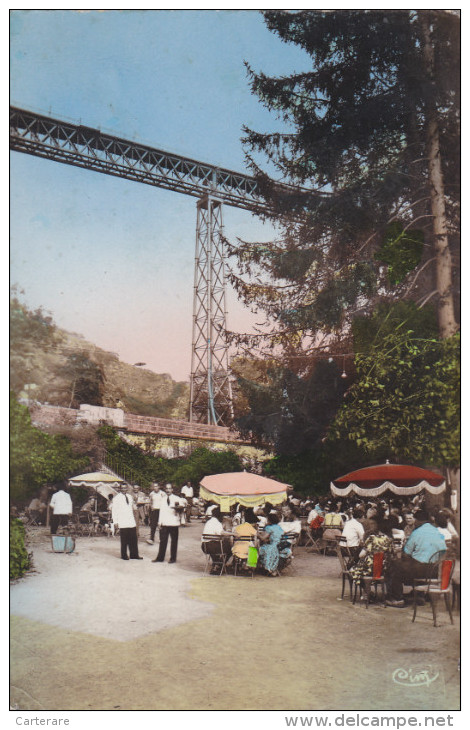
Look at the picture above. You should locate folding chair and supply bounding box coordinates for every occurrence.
[26,510,41,527]
[412,551,455,627]
[304,525,323,553]
[452,558,460,610]
[283,531,300,553]
[322,527,342,556]
[232,535,257,577]
[76,511,95,536]
[201,534,229,576]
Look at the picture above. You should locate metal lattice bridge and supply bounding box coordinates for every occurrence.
[10,105,272,426]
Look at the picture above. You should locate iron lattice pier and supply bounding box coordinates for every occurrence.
[10,105,274,426]
[190,197,234,425]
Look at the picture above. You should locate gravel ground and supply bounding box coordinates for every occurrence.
[10,522,460,712]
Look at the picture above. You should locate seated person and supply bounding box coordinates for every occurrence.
[256,502,277,530]
[350,518,394,590]
[307,504,322,524]
[232,504,245,527]
[322,508,344,545]
[258,513,292,576]
[385,509,446,607]
[402,511,416,540]
[204,502,218,520]
[438,507,459,540]
[279,506,302,535]
[341,507,365,548]
[232,508,258,561]
[81,497,96,513]
[434,511,459,557]
[201,508,233,572]
[388,513,405,546]
[434,511,452,541]
[307,503,325,532]
[323,509,344,530]
[27,497,47,524]
[256,507,268,529]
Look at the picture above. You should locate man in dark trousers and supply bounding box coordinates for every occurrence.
[152,484,185,564]
[49,482,73,535]
[111,484,143,560]
[385,509,446,607]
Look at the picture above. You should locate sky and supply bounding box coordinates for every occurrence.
[10,9,312,381]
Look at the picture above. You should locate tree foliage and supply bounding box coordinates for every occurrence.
[10,296,62,394]
[262,438,388,496]
[233,358,348,455]
[352,300,438,355]
[329,329,460,467]
[10,393,89,501]
[170,448,243,488]
[57,352,106,408]
[228,8,459,367]
[97,424,171,487]
[10,517,31,580]
[97,425,242,490]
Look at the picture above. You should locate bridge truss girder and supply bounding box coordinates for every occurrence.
[10,106,267,212]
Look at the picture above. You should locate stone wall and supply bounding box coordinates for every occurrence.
[29,403,79,429]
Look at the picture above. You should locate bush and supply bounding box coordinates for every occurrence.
[10,517,31,580]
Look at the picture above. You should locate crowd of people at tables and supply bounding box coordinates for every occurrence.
[19,484,459,597]
[201,492,459,592]
[299,493,459,605]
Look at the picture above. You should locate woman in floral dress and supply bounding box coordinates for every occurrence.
[349,519,394,587]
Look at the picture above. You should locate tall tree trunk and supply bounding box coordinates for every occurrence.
[420,13,458,339]
[68,378,76,409]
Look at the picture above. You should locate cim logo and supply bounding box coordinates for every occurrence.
[392,666,440,688]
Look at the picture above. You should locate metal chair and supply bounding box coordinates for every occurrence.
[277,532,298,574]
[412,552,455,627]
[201,534,229,576]
[392,537,403,554]
[336,544,353,601]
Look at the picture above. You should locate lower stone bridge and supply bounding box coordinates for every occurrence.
[28,402,268,462]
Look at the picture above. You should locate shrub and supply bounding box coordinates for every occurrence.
[10,517,31,580]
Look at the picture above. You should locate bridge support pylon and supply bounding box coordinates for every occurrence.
[189,195,234,426]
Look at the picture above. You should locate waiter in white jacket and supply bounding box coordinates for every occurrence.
[152,484,185,563]
[111,484,143,560]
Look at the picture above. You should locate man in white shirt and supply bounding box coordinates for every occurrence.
[152,484,185,563]
[49,483,73,535]
[146,483,165,544]
[280,506,302,535]
[111,484,143,560]
[181,482,194,523]
[201,507,233,571]
[341,507,365,548]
